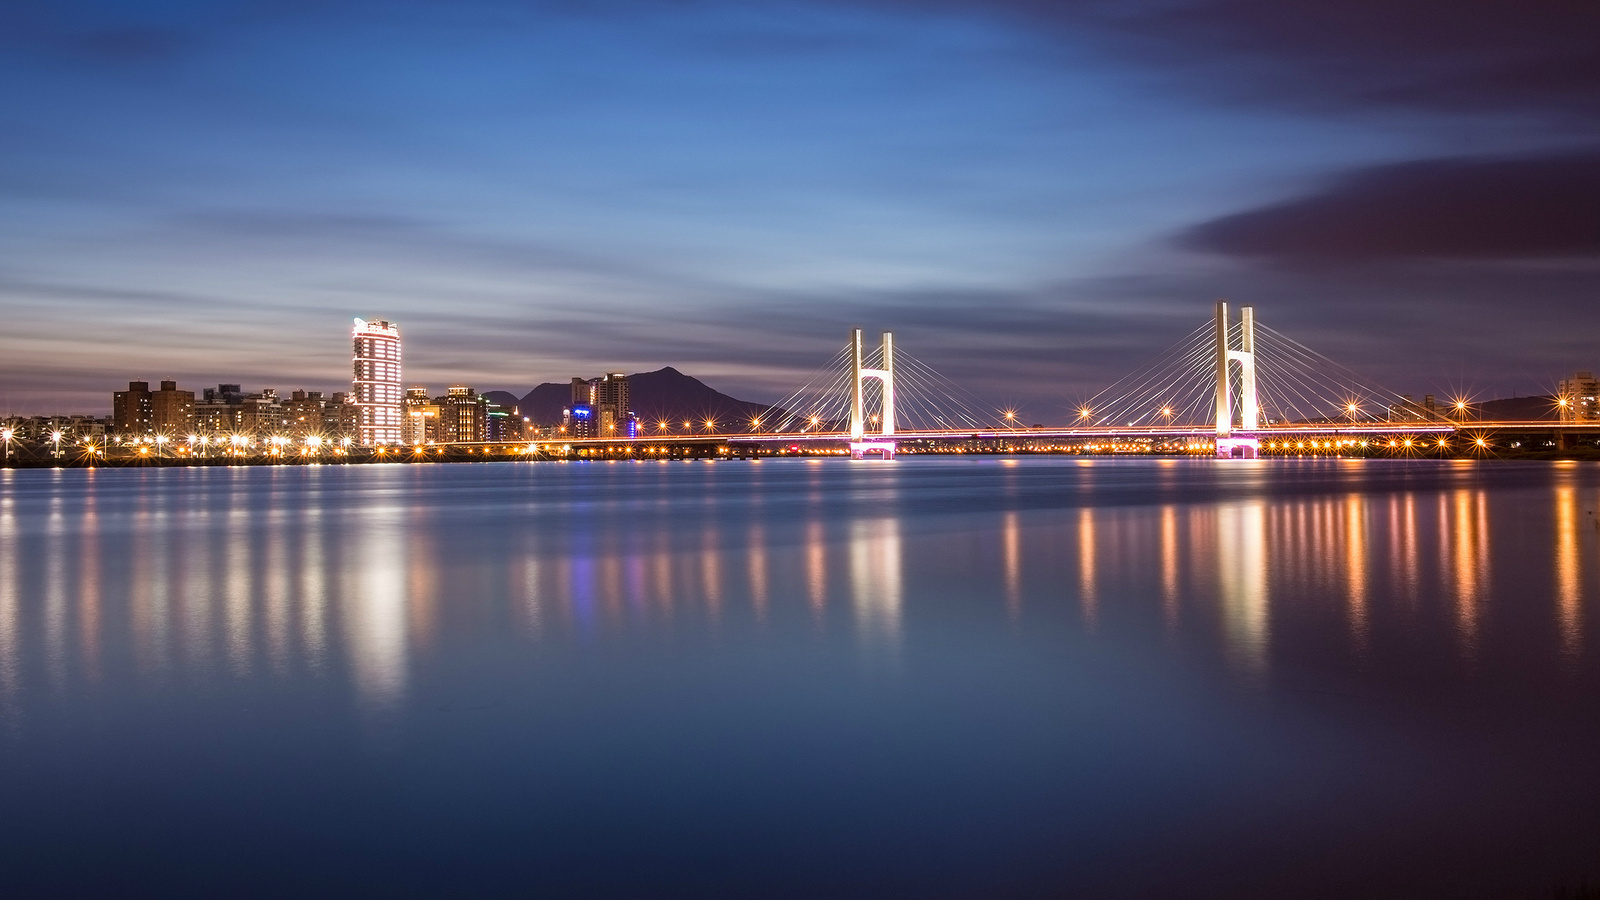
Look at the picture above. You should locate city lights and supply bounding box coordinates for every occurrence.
[0,310,1589,468]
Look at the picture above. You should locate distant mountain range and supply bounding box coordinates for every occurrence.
[1470,395,1559,422]
[483,367,777,426]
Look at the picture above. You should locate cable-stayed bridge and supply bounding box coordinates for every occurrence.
[533,302,1532,459]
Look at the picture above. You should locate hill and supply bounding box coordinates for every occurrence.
[1470,395,1559,422]
[498,367,778,427]
[482,390,521,411]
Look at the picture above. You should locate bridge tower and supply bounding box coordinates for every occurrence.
[849,328,896,459]
[1214,301,1260,459]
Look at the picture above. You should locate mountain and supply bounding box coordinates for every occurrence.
[1471,395,1559,422]
[482,390,521,410]
[503,367,778,427]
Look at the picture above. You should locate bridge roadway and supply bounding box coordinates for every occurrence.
[514,421,1480,449]
[437,421,1600,455]
[522,421,1600,445]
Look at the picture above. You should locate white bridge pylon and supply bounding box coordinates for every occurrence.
[849,328,896,459]
[1214,300,1260,459]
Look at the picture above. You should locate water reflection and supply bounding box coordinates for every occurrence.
[1555,484,1582,657]
[806,518,827,623]
[1345,494,1368,650]
[1217,501,1269,676]
[346,506,408,712]
[1077,507,1097,630]
[1002,511,1021,618]
[1447,490,1490,657]
[0,461,1591,722]
[849,518,903,645]
[0,486,18,702]
[1160,505,1179,632]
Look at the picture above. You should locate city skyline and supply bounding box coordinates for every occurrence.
[2,1,1597,417]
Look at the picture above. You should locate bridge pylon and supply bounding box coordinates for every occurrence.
[849,328,896,459]
[1214,301,1260,459]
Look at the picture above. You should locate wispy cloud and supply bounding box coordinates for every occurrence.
[1179,149,1600,263]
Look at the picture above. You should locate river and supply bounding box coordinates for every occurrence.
[1,458,1597,897]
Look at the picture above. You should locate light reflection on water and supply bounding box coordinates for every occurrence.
[0,462,1595,701]
[1,459,1599,898]
[0,461,1589,706]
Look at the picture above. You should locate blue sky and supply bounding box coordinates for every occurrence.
[2,0,1596,416]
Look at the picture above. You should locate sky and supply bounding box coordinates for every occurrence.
[2,0,1597,418]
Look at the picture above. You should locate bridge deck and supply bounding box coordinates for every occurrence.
[509,421,1579,448]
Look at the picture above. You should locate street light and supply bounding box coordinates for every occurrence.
[49,430,64,460]
[1,427,12,462]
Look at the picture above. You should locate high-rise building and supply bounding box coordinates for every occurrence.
[112,381,154,434]
[194,383,243,434]
[562,403,594,439]
[151,379,195,434]
[436,385,486,443]
[485,401,523,442]
[240,389,289,436]
[352,318,402,445]
[325,392,360,438]
[402,386,438,445]
[1558,371,1599,424]
[593,372,630,437]
[569,372,635,438]
[283,390,324,437]
[115,379,194,436]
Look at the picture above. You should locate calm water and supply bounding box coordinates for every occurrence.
[2,458,1599,898]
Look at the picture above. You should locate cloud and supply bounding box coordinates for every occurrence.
[1177,149,1600,262]
[871,0,1600,120]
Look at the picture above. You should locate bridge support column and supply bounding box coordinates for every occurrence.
[849,328,897,460]
[1214,301,1260,459]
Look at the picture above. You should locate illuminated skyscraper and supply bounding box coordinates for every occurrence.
[570,372,634,438]
[352,318,402,445]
